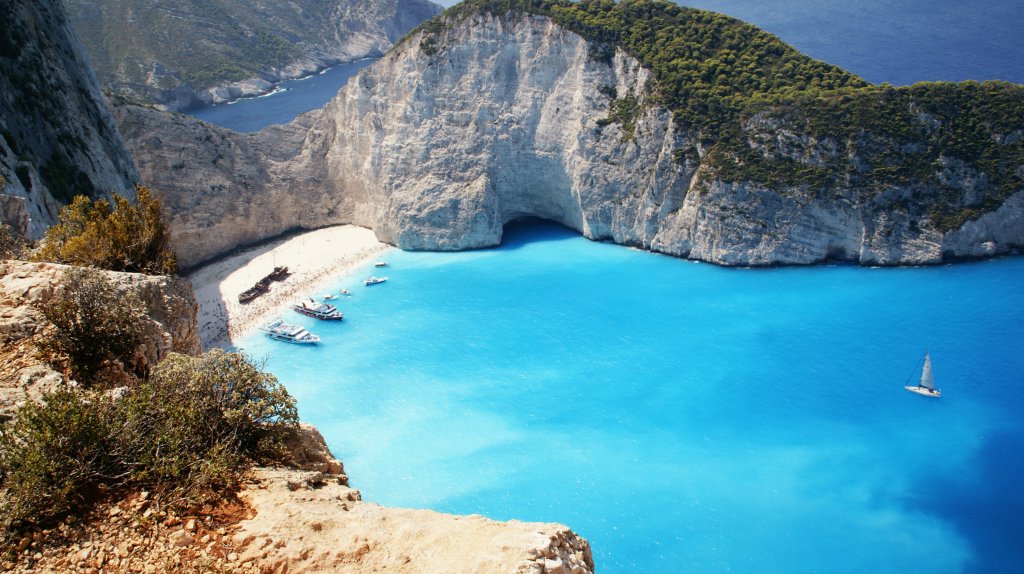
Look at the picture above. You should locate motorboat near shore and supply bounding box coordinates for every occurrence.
[364,276,388,286]
[261,319,320,344]
[292,299,344,320]
[374,260,389,268]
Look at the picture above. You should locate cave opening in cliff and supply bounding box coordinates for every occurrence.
[500,217,579,250]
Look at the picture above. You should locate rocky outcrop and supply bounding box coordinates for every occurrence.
[120,10,1024,268]
[0,0,140,238]
[235,468,594,574]
[66,0,443,110]
[0,260,199,419]
[284,423,347,477]
[111,105,345,268]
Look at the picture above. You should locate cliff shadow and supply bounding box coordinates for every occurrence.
[499,217,580,251]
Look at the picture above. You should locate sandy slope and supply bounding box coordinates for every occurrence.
[185,226,389,349]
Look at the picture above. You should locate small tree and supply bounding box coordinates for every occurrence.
[34,185,178,274]
[34,268,146,385]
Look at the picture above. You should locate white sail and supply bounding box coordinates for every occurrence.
[919,353,935,390]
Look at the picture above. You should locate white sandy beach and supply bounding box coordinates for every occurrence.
[185,226,390,349]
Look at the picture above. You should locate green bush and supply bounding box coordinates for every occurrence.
[0,350,298,545]
[34,268,146,386]
[113,350,298,506]
[0,389,114,540]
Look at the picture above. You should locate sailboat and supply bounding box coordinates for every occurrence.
[904,352,941,397]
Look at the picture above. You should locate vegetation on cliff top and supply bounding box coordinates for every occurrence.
[0,349,298,547]
[415,0,1024,229]
[33,186,178,275]
[416,0,868,134]
[1,181,296,551]
[34,269,147,385]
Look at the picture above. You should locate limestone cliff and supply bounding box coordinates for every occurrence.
[0,0,140,238]
[0,194,28,239]
[65,0,443,110]
[120,7,1024,268]
[111,104,342,269]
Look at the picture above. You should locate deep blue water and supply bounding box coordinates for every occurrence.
[187,58,376,132]
[681,0,1024,85]
[237,221,1024,574]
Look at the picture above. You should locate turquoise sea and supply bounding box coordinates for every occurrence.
[237,221,1024,573]
[207,1,1024,571]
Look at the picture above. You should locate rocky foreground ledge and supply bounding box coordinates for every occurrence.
[0,261,594,573]
[0,260,199,418]
[3,423,593,574]
[236,466,593,574]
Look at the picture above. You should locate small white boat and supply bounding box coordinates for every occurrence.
[340,289,352,295]
[261,319,320,344]
[292,299,343,321]
[374,260,389,268]
[905,352,941,397]
[322,294,337,300]
[364,276,388,286]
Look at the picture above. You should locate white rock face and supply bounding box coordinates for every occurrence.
[310,12,690,252]
[310,11,1024,265]
[112,107,348,269]
[120,11,1024,268]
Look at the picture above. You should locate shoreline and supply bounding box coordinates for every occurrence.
[185,225,390,349]
[178,56,380,112]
